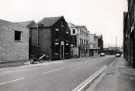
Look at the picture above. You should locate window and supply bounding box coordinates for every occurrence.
[61,22,65,27]
[66,32,69,34]
[61,24,65,27]
[65,42,69,46]
[72,29,76,34]
[55,28,59,31]
[54,42,59,45]
[15,31,21,41]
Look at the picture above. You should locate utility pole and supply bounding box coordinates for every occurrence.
[37,24,39,46]
[115,36,117,48]
[115,36,118,51]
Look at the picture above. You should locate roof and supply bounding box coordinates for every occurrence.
[0,19,29,32]
[0,19,12,26]
[75,25,86,28]
[38,16,63,27]
[75,25,88,32]
[16,21,36,28]
[68,23,76,28]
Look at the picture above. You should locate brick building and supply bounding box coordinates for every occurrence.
[88,34,99,56]
[98,35,104,53]
[68,23,79,57]
[76,25,89,57]
[0,19,29,62]
[123,0,135,67]
[30,16,71,60]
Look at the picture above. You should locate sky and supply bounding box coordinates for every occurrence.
[0,0,127,47]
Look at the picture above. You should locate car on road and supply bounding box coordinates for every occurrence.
[99,52,105,56]
[115,53,121,57]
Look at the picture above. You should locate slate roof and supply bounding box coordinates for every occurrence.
[38,16,63,27]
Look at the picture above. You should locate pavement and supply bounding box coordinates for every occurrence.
[0,60,27,68]
[0,56,98,68]
[86,57,135,91]
[0,56,115,91]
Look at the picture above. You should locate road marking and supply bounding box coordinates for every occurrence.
[0,77,24,86]
[72,65,107,91]
[43,67,65,74]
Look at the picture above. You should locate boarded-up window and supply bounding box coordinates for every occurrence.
[15,31,21,41]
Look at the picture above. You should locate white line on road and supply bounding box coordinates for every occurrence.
[0,77,24,86]
[72,65,107,91]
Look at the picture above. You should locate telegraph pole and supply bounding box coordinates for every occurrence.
[115,36,118,51]
[115,36,117,48]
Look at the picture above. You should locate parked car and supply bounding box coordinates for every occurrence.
[100,52,105,56]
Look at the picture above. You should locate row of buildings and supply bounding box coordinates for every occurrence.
[69,23,103,57]
[0,16,103,62]
[123,0,135,68]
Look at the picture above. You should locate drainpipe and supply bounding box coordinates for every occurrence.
[37,24,39,47]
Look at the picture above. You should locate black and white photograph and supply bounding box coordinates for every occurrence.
[0,0,135,91]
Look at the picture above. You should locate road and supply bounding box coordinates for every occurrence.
[0,56,115,91]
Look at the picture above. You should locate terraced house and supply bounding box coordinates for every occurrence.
[76,25,89,57]
[88,34,99,56]
[68,23,79,57]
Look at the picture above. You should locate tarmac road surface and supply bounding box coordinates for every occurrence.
[0,56,115,91]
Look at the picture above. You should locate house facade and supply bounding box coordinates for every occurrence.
[98,35,103,52]
[68,23,79,57]
[123,0,135,67]
[88,34,99,56]
[69,23,101,57]
[16,21,38,59]
[76,25,89,57]
[0,19,29,62]
[30,16,71,60]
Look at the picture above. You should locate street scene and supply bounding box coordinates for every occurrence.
[0,0,135,91]
[0,56,116,91]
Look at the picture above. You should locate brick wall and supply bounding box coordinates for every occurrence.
[38,27,52,58]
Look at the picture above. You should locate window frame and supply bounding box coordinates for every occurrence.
[14,31,22,42]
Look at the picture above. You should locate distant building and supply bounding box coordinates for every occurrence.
[68,23,79,57]
[76,25,89,57]
[30,16,71,60]
[0,19,29,62]
[97,35,103,53]
[69,23,100,57]
[88,34,99,56]
[98,35,103,50]
[104,47,122,55]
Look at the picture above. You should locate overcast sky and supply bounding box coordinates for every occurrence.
[0,0,127,47]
